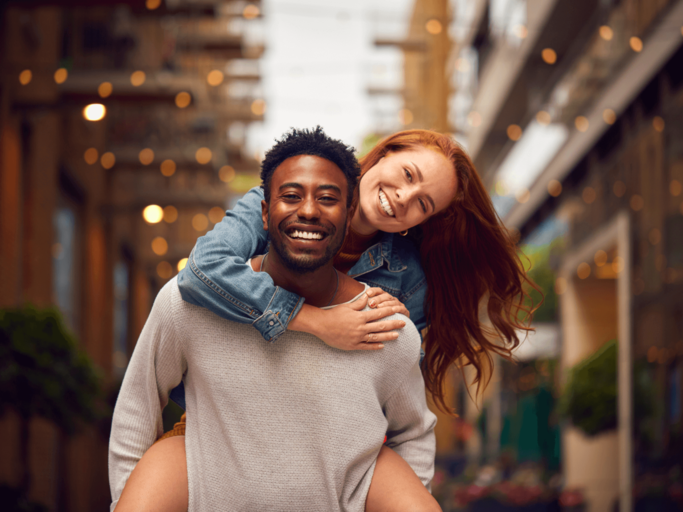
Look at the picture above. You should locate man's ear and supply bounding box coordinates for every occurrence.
[261,200,269,231]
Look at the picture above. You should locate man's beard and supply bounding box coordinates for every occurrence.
[269,219,346,274]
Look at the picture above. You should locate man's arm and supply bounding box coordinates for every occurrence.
[383,328,437,490]
[108,281,186,511]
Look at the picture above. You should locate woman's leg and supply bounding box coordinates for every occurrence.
[114,436,188,512]
[365,445,441,512]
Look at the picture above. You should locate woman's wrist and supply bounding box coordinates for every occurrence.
[287,303,322,338]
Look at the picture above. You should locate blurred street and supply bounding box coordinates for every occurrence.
[1,0,683,511]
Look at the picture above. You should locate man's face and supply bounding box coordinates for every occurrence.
[262,155,349,273]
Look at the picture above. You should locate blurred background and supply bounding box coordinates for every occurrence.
[0,0,682,511]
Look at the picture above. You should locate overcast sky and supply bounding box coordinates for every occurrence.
[248,0,414,155]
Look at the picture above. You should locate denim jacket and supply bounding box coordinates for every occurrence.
[170,187,427,408]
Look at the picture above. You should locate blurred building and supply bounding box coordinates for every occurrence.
[392,1,683,511]
[0,0,263,509]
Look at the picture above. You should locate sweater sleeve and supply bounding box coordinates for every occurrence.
[383,329,437,491]
[108,282,186,511]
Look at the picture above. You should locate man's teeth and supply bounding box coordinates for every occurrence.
[378,189,395,217]
[290,230,323,240]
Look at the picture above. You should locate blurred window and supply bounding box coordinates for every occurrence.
[52,206,79,332]
[113,261,130,377]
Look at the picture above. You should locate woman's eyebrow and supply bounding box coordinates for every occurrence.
[411,161,436,211]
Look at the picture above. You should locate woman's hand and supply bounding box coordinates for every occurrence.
[288,292,410,351]
[365,287,410,318]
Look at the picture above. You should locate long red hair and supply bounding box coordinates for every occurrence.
[359,130,539,413]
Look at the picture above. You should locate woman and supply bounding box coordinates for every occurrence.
[115,129,537,511]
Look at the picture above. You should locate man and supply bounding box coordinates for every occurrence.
[109,128,436,511]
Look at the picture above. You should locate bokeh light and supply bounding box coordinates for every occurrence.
[399,109,413,125]
[513,25,528,39]
[207,70,224,86]
[98,82,113,98]
[175,91,191,108]
[425,19,442,35]
[542,48,557,64]
[575,116,589,132]
[195,147,212,164]
[594,250,608,267]
[515,188,530,203]
[548,180,562,197]
[603,108,616,124]
[157,261,173,279]
[582,187,596,204]
[160,159,176,177]
[577,262,591,279]
[536,111,551,125]
[143,205,163,224]
[653,116,665,132]
[130,70,146,87]
[83,104,106,121]
[163,205,178,223]
[177,258,188,271]
[146,0,161,10]
[192,213,209,231]
[670,179,682,196]
[54,68,68,84]
[139,148,154,165]
[251,99,266,116]
[219,165,236,183]
[630,37,643,52]
[84,148,99,165]
[599,26,613,41]
[208,207,225,224]
[467,111,481,127]
[151,236,168,256]
[243,4,260,19]
[19,69,32,85]
[100,152,116,169]
[507,124,522,141]
[630,194,644,211]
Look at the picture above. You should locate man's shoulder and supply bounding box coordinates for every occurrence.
[368,309,422,366]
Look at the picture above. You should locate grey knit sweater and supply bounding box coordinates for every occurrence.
[109,277,436,512]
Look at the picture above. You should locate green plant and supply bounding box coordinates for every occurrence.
[557,340,618,436]
[0,306,104,497]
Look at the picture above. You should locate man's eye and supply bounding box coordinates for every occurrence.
[283,194,300,200]
[404,168,412,182]
[320,196,337,202]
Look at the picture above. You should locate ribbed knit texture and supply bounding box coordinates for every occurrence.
[109,278,436,512]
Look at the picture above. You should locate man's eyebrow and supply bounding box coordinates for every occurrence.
[279,182,304,191]
[317,184,343,195]
[411,161,436,212]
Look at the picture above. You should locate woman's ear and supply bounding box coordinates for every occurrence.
[261,200,269,231]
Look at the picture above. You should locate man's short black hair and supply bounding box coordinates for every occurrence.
[260,126,360,207]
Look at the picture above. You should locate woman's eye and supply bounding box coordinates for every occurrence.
[419,198,426,213]
[404,168,412,182]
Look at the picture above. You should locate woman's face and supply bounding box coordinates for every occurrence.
[356,147,457,233]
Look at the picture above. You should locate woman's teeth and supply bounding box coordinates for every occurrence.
[290,230,323,240]
[378,189,395,217]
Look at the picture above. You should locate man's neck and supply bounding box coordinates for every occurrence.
[251,252,364,307]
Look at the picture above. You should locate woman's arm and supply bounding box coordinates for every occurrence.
[177,187,302,342]
[178,187,409,346]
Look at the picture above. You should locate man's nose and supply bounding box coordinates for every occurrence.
[297,196,321,220]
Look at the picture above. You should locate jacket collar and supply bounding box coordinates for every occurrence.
[349,232,407,277]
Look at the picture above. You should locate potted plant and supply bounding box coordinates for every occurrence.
[0,306,104,511]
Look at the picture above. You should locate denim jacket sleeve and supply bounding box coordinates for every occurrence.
[176,187,305,342]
